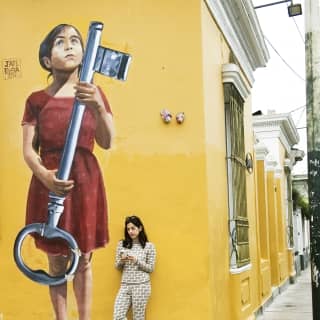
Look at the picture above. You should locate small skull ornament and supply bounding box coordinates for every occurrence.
[160,109,173,123]
[176,112,185,124]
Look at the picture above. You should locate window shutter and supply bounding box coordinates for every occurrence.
[224,83,250,268]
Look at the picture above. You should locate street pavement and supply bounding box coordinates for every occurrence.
[261,266,312,320]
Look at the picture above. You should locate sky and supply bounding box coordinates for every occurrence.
[251,0,307,175]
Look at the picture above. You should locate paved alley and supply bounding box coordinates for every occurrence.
[261,267,312,320]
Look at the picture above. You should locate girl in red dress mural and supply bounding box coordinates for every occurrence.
[21,23,114,320]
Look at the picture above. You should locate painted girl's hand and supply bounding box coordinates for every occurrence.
[74,82,105,114]
[41,169,75,196]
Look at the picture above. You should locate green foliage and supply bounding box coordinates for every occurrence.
[292,188,310,220]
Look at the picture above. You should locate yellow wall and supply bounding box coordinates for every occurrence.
[0,1,213,319]
[0,1,284,319]
[278,149,290,284]
[267,169,280,287]
[201,2,231,319]
[201,2,264,318]
[263,150,291,292]
[276,177,288,283]
[201,2,262,318]
[256,161,270,261]
[255,158,272,304]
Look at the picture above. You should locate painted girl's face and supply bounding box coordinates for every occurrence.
[45,26,83,72]
[126,222,142,240]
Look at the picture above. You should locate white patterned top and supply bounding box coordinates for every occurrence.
[115,240,156,284]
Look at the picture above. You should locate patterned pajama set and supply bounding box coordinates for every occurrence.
[113,241,156,320]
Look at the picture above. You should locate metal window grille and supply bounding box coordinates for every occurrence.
[286,174,294,248]
[224,83,250,268]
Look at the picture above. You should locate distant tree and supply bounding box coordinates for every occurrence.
[292,188,310,220]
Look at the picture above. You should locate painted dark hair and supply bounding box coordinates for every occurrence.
[38,23,84,72]
[123,216,149,249]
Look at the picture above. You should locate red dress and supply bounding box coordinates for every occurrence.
[21,89,111,255]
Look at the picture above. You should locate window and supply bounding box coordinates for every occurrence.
[224,82,250,268]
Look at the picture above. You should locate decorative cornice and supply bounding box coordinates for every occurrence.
[293,173,308,182]
[266,154,277,172]
[274,167,283,179]
[222,63,251,100]
[291,148,305,163]
[205,0,269,86]
[284,158,293,172]
[253,113,300,154]
[285,149,305,171]
[254,140,269,161]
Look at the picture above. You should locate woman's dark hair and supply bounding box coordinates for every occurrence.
[123,216,148,249]
[39,24,84,72]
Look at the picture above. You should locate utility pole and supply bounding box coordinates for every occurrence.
[306,1,320,318]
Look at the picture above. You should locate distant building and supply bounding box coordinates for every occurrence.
[292,174,310,273]
[253,111,306,314]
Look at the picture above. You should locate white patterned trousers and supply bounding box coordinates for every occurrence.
[113,282,151,320]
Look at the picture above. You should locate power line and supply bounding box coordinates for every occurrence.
[294,106,306,128]
[264,35,306,82]
[291,16,305,44]
[289,104,306,113]
[253,104,306,117]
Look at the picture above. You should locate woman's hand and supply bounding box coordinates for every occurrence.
[127,255,137,264]
[74,82,105,114]
[120,253,137,264]
[120,253,128,262]
[41,169,74,197]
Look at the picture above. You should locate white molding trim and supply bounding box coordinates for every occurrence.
[222,63,251,100]
[253,113,300,154]
[284,158,293,172]
[204,0,269,86]
[293,173,308,181]
[230,263,252,274]
[254,140,269,161]
[266,155,277,172]
[274,167,283,179]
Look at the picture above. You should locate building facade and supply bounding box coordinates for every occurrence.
[0,1,303,319]
[253,112,305,314]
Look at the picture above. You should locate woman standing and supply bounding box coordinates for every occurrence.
[113,216,156,320]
